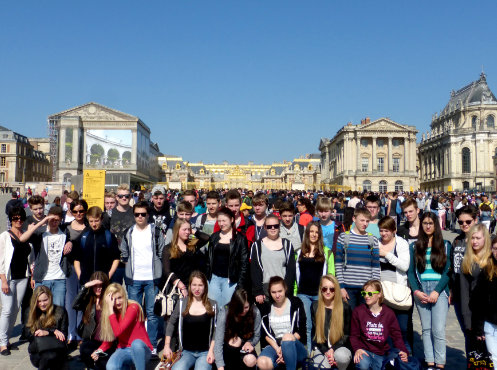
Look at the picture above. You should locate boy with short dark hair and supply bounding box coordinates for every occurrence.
[335,208,380,310]
[279,201,304,252]
[195,191,220,236]
[246,192,269,245]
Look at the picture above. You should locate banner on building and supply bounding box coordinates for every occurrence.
[83,170,106,208]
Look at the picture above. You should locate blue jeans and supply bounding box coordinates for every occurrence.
[391,307,412,354]
[111,266,125,285]
[106,339,151,370]
[355,349,385,370]
[127,280,159,348]
[297,293,318,353]
[35,279,66,307]
[208,274,236,307]
[414,280,449,365]
[260,340,307,370]
[345,287,364,311]
[172,349,211,370]
[484,321,497,364]
[65,269,82,341]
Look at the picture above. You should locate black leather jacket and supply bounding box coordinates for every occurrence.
[72,286,97,340]
[205,231,249,290]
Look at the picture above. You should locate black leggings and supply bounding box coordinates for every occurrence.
[223,342,256,370]
[29,349,66,370]
[80,339,111,370]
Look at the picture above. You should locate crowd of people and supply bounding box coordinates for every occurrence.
[0,186,496,370]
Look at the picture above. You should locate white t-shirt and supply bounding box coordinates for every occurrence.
[131,225,154,280]
[43,231,66,280]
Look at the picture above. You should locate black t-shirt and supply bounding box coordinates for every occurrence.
[170,249,207,285]
[103,208,135,245]
[212,242,230,278]
[9,233,31,279]
[183,313,211,352]
[298,257,324,296]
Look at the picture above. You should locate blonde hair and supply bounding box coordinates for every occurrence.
[99,283,144,342]
[462,223,492,275]
[117,183,130,192]
[314,274,344,346]
[316,197,332,212]
[487,236,497,280]
[170,219,198,259]
[27,286,56,333]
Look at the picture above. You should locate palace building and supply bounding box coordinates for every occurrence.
[158,155,321,190]
[418,73,497,192]
[319,117,418,192]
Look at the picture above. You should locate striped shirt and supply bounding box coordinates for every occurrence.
[420,248,442,281]
[335,231,381,288]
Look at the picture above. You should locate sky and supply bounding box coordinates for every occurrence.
[1,1,497,164]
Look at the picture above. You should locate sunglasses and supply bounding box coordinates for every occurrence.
[265,224,280,230]
[321,287,335,293]
[11,216,22,221]
[73,210,86,214]
[360,291,379,297]
[134,212,147,218]
[117,194,131,199]
[458,220,473,225]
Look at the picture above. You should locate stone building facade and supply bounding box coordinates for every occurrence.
[0,126,51,187]
[158,155,321,190]
[319,117,418,192]
[418,73,497,192]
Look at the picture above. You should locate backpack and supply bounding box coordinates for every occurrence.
[342,231,375,268]
[396,199,402,215]
[154,273,181,317]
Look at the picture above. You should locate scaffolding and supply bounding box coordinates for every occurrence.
[48,116,59,181]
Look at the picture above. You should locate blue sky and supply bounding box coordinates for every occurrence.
[1,1,496,164]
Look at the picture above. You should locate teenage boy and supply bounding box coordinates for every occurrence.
[20,206,72,306]
[246,192,269,245]
[165,201,194,245]
[450,205,478,338]
[149,185,171,236]
[73,206,120,285]
[212,189,250,236]
[195,191,220,236]
[120,201,165,356]
[279,201,305,252]
[182,189,199,224]
[316,197,337,251]
[104,191,117,216]
[397,198,421,245]
[103,183,135,284]
[335,208,380,310]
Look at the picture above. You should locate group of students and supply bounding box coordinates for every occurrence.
[1,186,497,369]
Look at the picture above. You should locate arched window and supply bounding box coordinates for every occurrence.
[363,180,372,191]
[462,148,471,173]
[200,169,205,175]
[379,180,387,193]
[487,115,495,128]
[295,164,300,171]
[271,169,276,175]
[395,180,403,192]
[175,163,181,170]
[308,164,313,170]
[472,116,478,129]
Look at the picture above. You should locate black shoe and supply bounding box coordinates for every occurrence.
[7,343,18,350]
[0,348,11,356]
[18,333,28,342]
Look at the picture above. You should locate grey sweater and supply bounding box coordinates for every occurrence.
[214,306,261,368]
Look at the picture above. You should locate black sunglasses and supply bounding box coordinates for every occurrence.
[265,224,280,230]
[117,194,131,199]
[73,210,86,214]
[458,220,473,225]
[134,212,147,218]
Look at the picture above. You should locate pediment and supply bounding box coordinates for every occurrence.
[49,102,138,122]
[358,118,409,132]
[319,137,330,150]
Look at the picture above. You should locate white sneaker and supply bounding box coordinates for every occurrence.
[151,348,158,357]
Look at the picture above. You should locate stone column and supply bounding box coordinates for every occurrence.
[372,136,376,173]
[388,137,393,171]
[403,138,407,173]
[58,127,66,166]
[132,129,138,165]
[356,135,361,173]
[72,126,78,165]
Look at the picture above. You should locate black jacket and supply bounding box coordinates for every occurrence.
[470,269,497,336]
[260,296,306,347]
[26,305,68,354]
[459,263,482,331]
[311,300,351,354]
[205,231,249,289]
[72,286,98,340]
[250,238,296,298]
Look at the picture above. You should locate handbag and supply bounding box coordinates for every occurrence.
[154,350,182,370]
[303,348,331,370]
[467,335,494,370]
[154,273,181,317]
[33,335,67,352]
[381,281,412,311]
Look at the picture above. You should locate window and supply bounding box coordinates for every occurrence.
[463,181,470,190]
[379,180,387,193]
[361,138,368,147]
[200,169,205,175]
[0,157,5,167]
[393,158,400,172]
[295,164,300,171]
[392,139,401,147]
[162,163,168,170]
[472,116,478,129]
[0,144,5,153]
[175,163,181,170]
[308,164,313,171]
[271,169,276,175]
[361,157,369,172]
[462,147,471,173]
[377,157,384,172]
[377,139,384,147]
[363,180,372,191]
[395,180,403,192]
[488,115,495,128]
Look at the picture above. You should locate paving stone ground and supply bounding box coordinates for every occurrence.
[0,194,467,369]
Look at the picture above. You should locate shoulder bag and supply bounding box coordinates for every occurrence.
[154,273,181,317]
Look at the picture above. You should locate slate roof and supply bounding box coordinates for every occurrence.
[442,73,497,114]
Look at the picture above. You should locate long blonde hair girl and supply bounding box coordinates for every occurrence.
[462,223,492,274]
[27,286,56,333]
[170,219,198,259]
[314,274,344,346]
[99,283,144,342]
